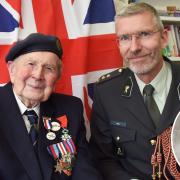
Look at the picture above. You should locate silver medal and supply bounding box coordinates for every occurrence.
[51,121,61,131]
[46,131,56,140]
[61,129,71,141]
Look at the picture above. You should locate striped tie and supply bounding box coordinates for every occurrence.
[24,110,38,146]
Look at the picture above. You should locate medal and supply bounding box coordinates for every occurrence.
[54,160,63,173]
[55,159,72,176]
[43,117,61,132]
[46,131,56,140]
[51,121,61,131]
[61,129,71,141]
[43,117,52,130]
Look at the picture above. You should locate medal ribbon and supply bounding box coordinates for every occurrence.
[43,118,52,130]
[47,138,76,160]
[47,144,59,159]
[63,139,76,154]
[57,115,68,128]
[57,142,67,156]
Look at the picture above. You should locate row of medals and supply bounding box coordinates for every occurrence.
[43,117,75,175]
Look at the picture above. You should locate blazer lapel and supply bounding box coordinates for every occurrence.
[0,84,42,180]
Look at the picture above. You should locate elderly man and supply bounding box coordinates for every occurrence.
[0,33,101,180]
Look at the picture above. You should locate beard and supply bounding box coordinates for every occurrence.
[124,53,160,75]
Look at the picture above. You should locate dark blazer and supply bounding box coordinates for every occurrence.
[90,59,180,180]
[0,83,101,180]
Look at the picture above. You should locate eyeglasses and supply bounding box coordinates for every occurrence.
[116,30,160,46]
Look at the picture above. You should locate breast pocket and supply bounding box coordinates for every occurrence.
[111,126,136,157]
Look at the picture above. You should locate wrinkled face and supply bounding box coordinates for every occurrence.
[115,11,168,77]
[8,51,60,107]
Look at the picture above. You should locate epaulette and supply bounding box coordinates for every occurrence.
[97,67,125,84]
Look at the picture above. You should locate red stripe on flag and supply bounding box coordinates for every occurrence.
[32,0,68,38]
[83,86,91,121]
[6,0,21,12]
[0,46,11,83]
[6,0,23,28]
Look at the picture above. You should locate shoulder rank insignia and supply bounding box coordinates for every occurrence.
[97,68,125,84]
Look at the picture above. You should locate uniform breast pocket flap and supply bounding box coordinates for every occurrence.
[112,126,136,144]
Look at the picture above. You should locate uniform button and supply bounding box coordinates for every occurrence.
[101,76,105,80]
[118,68,122,73]
[150,139,156,145]
[116,136,120,141]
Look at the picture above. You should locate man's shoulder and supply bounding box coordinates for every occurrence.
[97,67,129,84]
[49,93,83,106]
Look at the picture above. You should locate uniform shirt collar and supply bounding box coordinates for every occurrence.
[135,61,167,95]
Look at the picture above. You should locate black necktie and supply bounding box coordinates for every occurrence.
[143,84,160,127]
[24,110,38,146]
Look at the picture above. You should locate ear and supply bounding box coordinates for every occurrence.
[7,61,14,73]
[161,29,169,49]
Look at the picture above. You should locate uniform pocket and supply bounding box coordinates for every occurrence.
[111,126,136,143]
[111,125,136,157]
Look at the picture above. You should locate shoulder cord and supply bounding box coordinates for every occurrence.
[151,126,180,179]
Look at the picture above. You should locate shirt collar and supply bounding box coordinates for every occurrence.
[135,61,168,95]
[13,92,40,116]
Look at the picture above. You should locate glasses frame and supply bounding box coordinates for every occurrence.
[116,29,161,47]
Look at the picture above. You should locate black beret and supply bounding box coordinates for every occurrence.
[6,33,63,62]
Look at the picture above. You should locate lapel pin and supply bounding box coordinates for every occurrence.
[124,85,130,94]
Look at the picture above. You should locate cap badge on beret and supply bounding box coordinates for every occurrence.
[56,39,62,53]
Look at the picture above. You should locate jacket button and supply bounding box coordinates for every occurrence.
[150,139,156,145]
[116,136,120,141]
